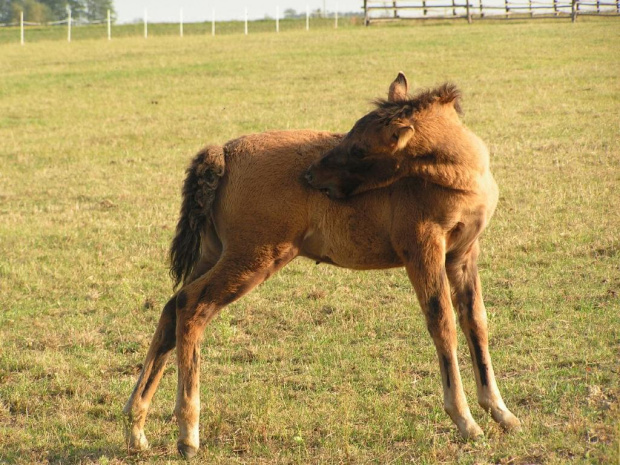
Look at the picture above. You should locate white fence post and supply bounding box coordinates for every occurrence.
[276,6,279,33]
[180,9,183,37]
[20,11,24,45]
[244,8,248,35]
[67,8,71,43]
[107,9,111,40]
[306,5,310,30]
[144,9,148,38]
[212,9,215,36]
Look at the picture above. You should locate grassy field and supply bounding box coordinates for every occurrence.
[0,17,618,464]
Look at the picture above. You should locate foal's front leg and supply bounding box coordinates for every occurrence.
[447,242,521,432]
[402,238,483,440]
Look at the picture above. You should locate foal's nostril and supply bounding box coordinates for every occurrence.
[305,171,314,183]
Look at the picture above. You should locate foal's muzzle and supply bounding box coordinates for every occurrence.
[305,168,341,199]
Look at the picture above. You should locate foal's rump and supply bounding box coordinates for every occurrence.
[211,130,344,241]
[221,130,344,194]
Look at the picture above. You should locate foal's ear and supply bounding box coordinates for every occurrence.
[388,72,409,102]
[389,122,415,152]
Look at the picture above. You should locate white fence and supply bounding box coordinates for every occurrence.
[1,6,345,45]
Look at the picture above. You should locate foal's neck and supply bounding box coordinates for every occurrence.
[404,124,489,192]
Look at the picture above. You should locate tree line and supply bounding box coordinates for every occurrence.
[0,0,116,24]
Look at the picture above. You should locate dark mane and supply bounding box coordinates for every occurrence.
[371,83,462,123]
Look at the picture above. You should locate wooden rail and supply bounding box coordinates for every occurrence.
[363,0,620,23]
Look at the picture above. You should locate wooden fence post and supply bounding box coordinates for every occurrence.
[479,0,484,17]
[423,0,428,16]
[505,0,510,17]
[364,0,369,25]
[571,0,577,21]
[393,1,398,17]
[553,0,558,15]
[452,0,457,16]
[467,1,472,22]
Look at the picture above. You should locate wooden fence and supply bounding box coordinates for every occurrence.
[363,0,620,23]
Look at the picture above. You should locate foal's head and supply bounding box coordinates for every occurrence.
[306,72,462,198]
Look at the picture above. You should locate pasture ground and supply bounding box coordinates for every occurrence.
[0,17,618,464]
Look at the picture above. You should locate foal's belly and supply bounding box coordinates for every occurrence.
[300,198,402,270]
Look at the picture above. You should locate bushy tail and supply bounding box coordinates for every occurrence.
[169,145,225,288]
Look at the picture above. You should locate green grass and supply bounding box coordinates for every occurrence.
[1,17,618,464]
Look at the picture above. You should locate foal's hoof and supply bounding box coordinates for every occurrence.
[461,423,484,441]
[177,442,199,460]
[500,414,522,433]
[492,408,522,433]
[127,431,149,452]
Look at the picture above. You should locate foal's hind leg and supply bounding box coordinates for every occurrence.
[123,256,218,452]
[401,233,483,440]
[446,241,521,432]
[173,245,297,458]
[123,296,177,451]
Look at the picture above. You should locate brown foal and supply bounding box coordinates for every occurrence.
[124,73,520,458]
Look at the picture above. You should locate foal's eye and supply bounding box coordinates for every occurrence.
[350,146,365,159]
[391,133,400,142]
